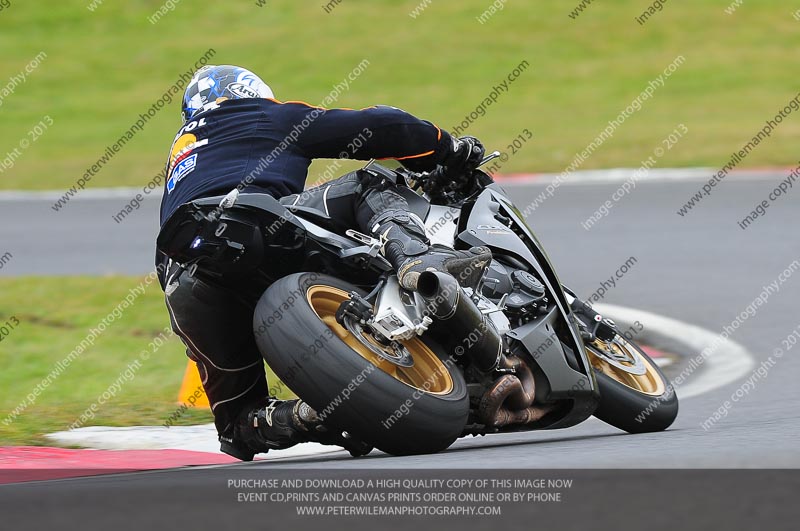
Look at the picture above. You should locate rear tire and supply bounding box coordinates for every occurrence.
[253,272,469,456]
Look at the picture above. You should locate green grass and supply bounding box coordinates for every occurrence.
[0,1,798,191]
[0,276,293,446]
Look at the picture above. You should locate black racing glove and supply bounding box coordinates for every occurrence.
[444,135,485,174]
[421,166,489,202]
[420,136,486,201]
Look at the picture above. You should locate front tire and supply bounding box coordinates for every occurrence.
[587,336,678,433]
[253,272,469,456]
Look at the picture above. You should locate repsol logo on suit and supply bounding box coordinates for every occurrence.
[166,117,208,194]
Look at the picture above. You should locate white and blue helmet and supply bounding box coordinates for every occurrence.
[181,65,274,123]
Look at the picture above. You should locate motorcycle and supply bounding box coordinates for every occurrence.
[157,152,678,456]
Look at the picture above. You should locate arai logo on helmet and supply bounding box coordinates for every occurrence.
[227,82,261,99]
[235,70,274,99]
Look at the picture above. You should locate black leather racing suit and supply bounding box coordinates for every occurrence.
[157,97,458,440]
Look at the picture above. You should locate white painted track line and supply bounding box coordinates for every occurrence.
[45,424,342,461]
[495,167,793,186]
[0,167,790,202]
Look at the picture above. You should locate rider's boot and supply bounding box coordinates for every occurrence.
[221,398,371,461]
[220,398,306,461]
[370,211,492,291]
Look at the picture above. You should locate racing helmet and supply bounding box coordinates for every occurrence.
[181,65,274,122]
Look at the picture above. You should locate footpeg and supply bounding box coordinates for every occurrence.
[345,229,383,255]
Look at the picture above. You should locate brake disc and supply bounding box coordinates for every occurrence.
[590,336,647,375]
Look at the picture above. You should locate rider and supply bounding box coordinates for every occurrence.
[157,65,490,461]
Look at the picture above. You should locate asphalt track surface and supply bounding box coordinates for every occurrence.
[2,174,799,528]
[1,174,799,466]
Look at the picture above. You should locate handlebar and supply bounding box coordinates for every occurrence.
[480,151,502,167]
[363,149,499,207]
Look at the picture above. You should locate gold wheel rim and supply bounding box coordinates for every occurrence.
[587,337,666,396]
[306,285,454,395]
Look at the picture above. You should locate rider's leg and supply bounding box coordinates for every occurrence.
[280,170,491,290]
[368,211,491,291]
[163,262,316,461]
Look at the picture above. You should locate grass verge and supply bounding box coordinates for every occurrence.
[0,275,293,446]
[1,1,798,191]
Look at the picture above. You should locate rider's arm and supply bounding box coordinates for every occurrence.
[279,102,455,171]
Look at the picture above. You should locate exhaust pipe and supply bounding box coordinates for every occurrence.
[417,271,503,372]
[417,271,551,428]
[478,374,554,427]
[477,355,554,428]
